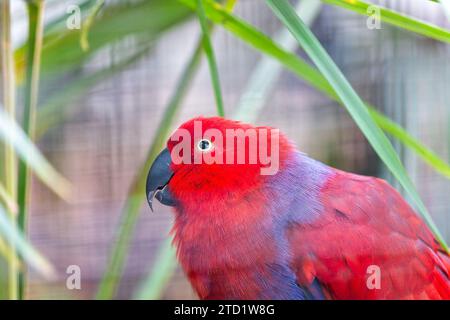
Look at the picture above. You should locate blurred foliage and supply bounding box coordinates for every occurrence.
[196,0,225,116]
[15,0,192,79]
[324,0,450,43]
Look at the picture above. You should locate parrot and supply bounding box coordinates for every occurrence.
[146,116,450,300]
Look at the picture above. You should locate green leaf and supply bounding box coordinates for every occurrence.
[322,0,450,44]
[266,0,448,251]
[80,0,105,52]
[0,203,55,278]
[1,0,19,300]
[17,0,46,300]
[0,106,71,200]
[196,0,225,116]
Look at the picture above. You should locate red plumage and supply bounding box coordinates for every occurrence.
[288,170,450,299]
[148,117,450,299]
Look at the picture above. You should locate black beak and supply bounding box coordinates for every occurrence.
[146,148,176,211]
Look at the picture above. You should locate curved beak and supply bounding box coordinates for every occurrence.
[146,148,176,211]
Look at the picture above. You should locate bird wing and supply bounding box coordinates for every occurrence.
[288,170,450,299]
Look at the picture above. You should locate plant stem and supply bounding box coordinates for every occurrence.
[0,0,18,300]
[196,0,225,116]
[17,0,46,299]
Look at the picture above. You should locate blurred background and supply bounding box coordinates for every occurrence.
[1,0,449,299]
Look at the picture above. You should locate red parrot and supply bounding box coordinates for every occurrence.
[146,116,450,300]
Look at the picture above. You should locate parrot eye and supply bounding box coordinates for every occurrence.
[197,139,213,152]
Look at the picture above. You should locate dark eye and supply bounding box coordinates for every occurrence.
[197,139,213,152]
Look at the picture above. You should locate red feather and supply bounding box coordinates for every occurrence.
[288,170,450,299]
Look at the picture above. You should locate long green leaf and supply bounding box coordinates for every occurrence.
[0,107,71,200]
[80,0,105,52]
[322,0,450,44]
[178,0,450,182]
[196,0,225,116]
[17,0,46,300]
[1,0,19,299]
[0,204,54,278]
[266,0,448,251]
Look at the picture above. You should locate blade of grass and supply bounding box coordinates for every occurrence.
[95,35,205,300]
[196,0,225,116]
[17,0,46,300]
[0,204,54,279]
[266,0,448,251]
[0,107,71,201]
[179,0,450,181]
[322,0,450,44]
[80,0,105,52]
[0,0,18,299]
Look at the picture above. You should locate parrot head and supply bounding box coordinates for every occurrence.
[146,116,293,212]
